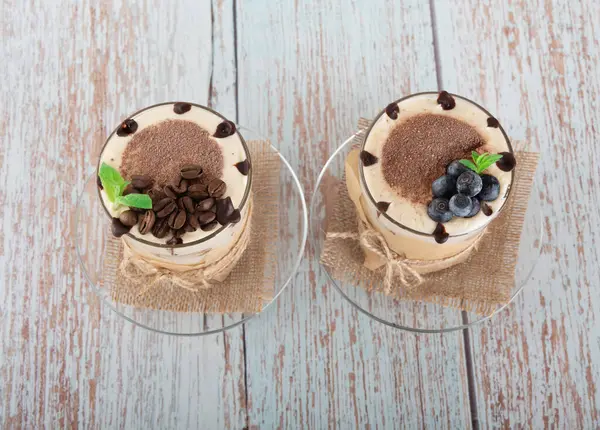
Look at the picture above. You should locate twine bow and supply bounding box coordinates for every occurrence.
[327,216,423,294]
[118,198,253,297]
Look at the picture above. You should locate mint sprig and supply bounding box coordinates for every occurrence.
[459,152,503,174]
[98,163,152,209]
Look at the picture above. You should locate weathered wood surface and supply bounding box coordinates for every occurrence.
[1,0,598,428]
[433,0,600,427]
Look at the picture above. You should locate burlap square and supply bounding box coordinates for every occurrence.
[321,119,539,316]
[101,140,279,313]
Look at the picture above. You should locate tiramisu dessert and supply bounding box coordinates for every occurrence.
[346,91,516,268]
[97,102,252,267]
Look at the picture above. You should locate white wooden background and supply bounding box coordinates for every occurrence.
[1,0,599,428]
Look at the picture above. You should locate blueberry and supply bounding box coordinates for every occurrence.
[456,171,483,197]
[449,194,473,217]
[446,160,469,178]
[478,174,500,201]
[432,175,457,198]
[464,197,481,218]
[427,198,454,223]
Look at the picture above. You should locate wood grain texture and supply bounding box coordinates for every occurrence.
[0,1,246,428]
[236,1,472,428]
[432,0,600,427]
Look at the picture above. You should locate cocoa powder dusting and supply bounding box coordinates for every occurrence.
[120,119,224,186]
[381,114,485,204]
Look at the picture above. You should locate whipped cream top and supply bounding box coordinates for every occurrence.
[98,103,251,245]
[361,93,513,236]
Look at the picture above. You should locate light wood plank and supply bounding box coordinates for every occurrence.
[237,1,472,428]
[0,1,246,428]
[433,0,600,427]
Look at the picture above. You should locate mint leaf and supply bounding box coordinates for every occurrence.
[459,159,478,172]
[478,154,504,172]
[99,163,127,202]
[115,193,153,209]
[471,151,481,164]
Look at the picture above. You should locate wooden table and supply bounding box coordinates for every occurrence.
[2,0,598,428]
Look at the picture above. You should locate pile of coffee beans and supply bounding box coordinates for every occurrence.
[109,164,241,244]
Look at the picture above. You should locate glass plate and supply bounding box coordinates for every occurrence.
[310,130,543,333]
[76,127,307,336]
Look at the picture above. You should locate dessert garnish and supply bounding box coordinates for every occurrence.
[98,163,152,210]
[478,174,500,201]
[173,102,192,114]
[481,203,493,216]
[433,223,449,244]
[360,150,378,166]
[496,151,516,172]
[456,170,483,196]
[436,91,456,110]
[459,151,503,174]
[432,175,457,198]
[449,194,473,217]
[235,160,250,175]
[375,201,391,213]
[385,102,399,120]
[116,118,138,136]
[214,120,236,138]
[487,117,500,128]
[427,198,454,223]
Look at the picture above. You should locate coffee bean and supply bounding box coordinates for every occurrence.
[197,172,214,185]
[180,164,203,180]
[208,178,227,198]
[147,188,166,203]
[173,210,187,230]
[180,196,195,213]
[198,211,216,225]
[167,211,178,228]
[97,175,103,190]
[176,197,185,210]
[216,197,234,225]
[385,102,399,120]
[152,217,170,238]
[197,197,215,212]
[130,207,146,213]
[173,102,192,114]
[116,118,138,136]
[188,212,201,229]
[200,220,218,232]
[166,235,183,246]
[138,210,156,235]
[175,228,186,238]
[171,178,188,195]
[111,218,131,237]
[234,160,250,176]
[183,223,196,232]
[119,210,138,227]
[188,183,209,200]
[360,150,378,166]
[437,91,456,110]
[228,209,241,224]
[213,120,236,138]
[153,197,175,212]
[131,175,153,189]
[156,200,177,218]
[122,184,141,196]
[163,185,177,199]
[210,205,217,213]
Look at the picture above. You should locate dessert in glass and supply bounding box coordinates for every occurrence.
[97,102,252,267]
[347,91,516,271]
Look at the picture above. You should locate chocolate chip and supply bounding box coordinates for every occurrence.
[200,220,218,232]
[360,150,378,167]
[216,197,234,225]
[181,196,195,213]
[437,91,456,110]
[152,217,170,238]
[116,118,138,136]
[173,102,192,114]
[208,179,227,198]
[97,175,103,190]
[198,211,216,225]
[180,164,203,180]
[119,210,138,227]
[153,197,175,213]
[433,223,449,244]
[166,236,183,246]
[122,184,141,196]
[197,197,215,212]
[171,178,188,195]
[156,200,177,218]
[481,203,493,216]
[213,120,236,138]
[228,209,241,224]
[385,103,399,120]
[487,117,500,128]
[147,188,166,204]
[130,175,153,190]
[375,201,390,213]
[496,151,516,172]
[138,210,156,235]
[188,183,209,200]
[111,218,131,237]
[188,212,201,229]
[235,160,250,176]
